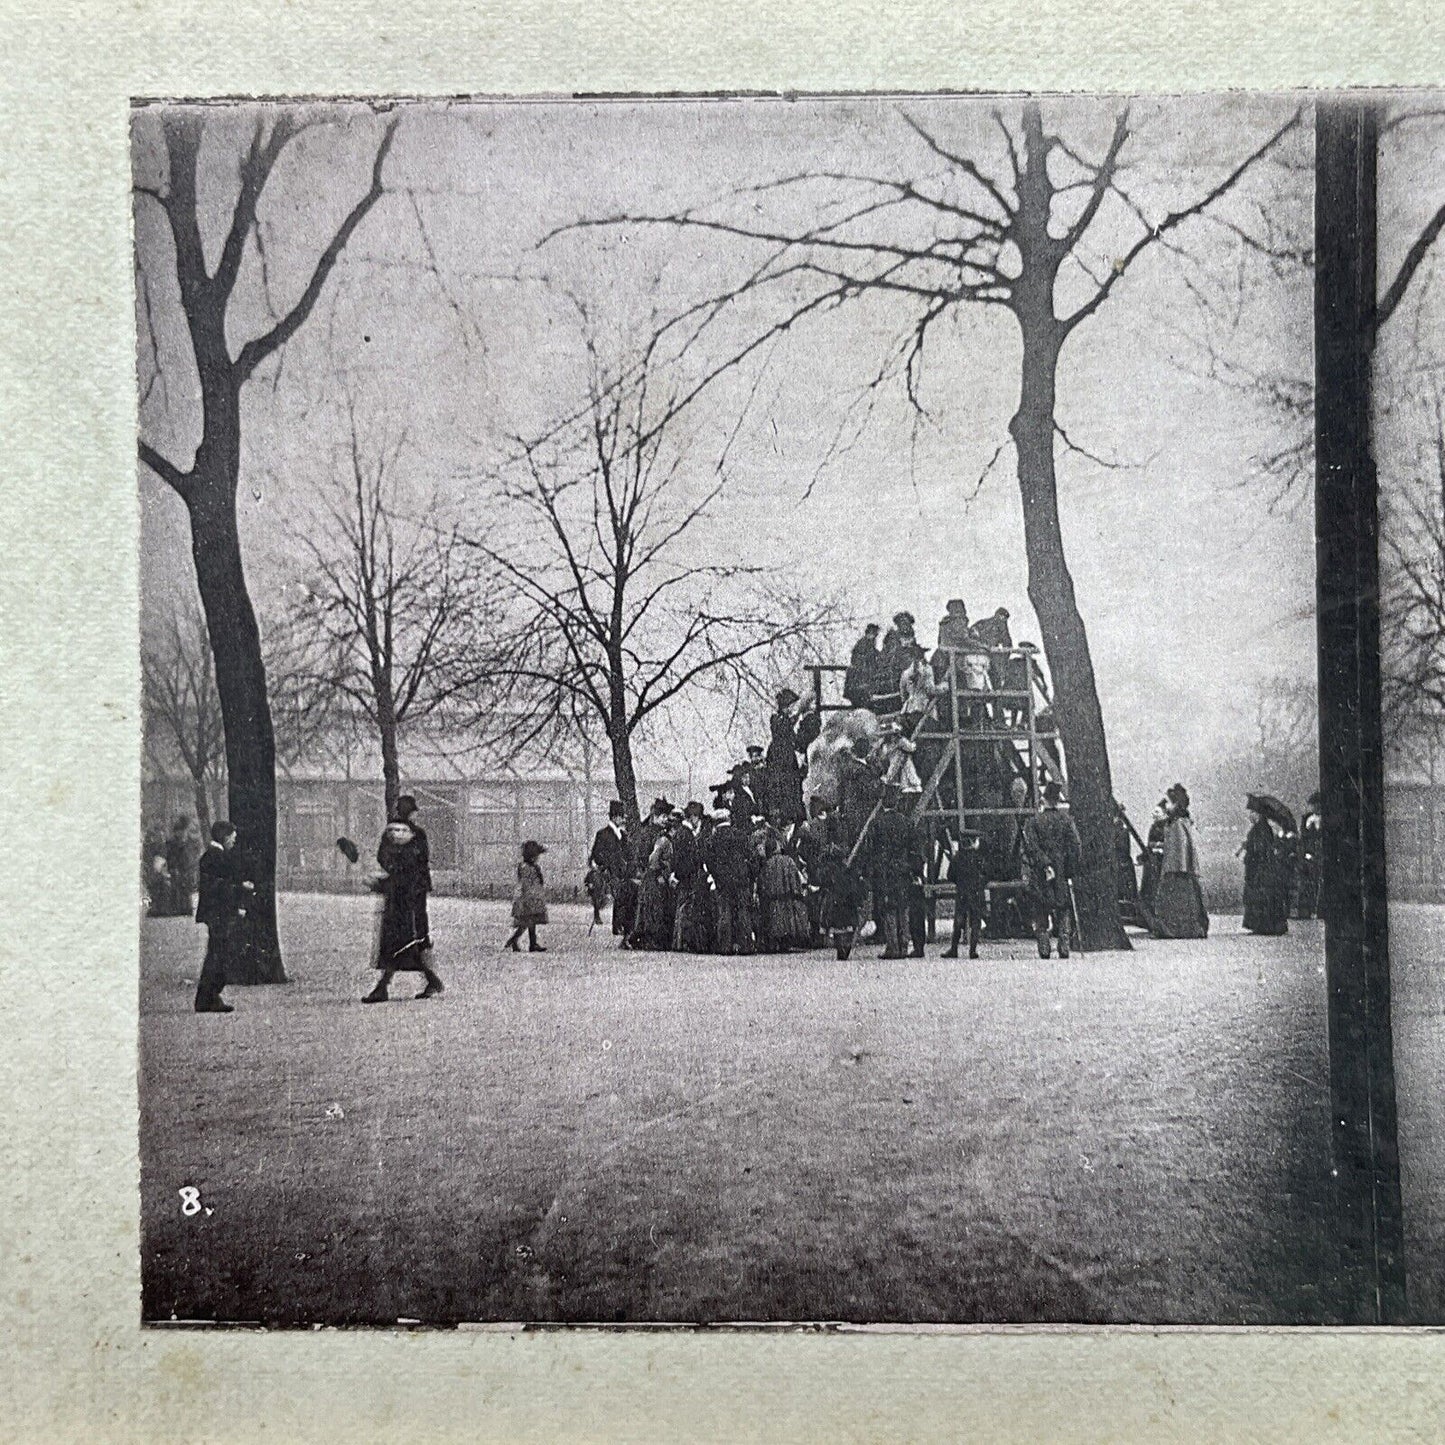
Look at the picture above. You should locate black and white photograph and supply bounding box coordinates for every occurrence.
[130,90,1412,1327]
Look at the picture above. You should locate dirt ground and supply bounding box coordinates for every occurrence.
[1389,903,1445,1322]
[139,895,1336,1325]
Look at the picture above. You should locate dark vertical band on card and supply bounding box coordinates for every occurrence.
[1316,95,1407,1324]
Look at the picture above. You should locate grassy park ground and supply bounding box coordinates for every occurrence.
[140,894,1339,1325]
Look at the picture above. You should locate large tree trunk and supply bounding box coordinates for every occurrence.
[189,773,212,837]
[1008,107,1129,953]
[377,689,401,820]
[608,722,641,824]
[1009,326,1130,952]
[188,464,287,985]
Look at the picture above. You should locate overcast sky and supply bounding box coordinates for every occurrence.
[135,94,1317,822]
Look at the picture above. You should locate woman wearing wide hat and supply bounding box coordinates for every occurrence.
[506,840,549,952]
[363,795,444,1002]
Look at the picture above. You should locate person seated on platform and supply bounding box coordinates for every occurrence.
[899,641,941,730]
[970,607,1014,719]
[933,598,974,676]
[844,623,881,709]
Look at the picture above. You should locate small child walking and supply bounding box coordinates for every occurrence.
[505,840,549,952]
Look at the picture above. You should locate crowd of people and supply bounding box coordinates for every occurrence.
[149,595,1329,1013]
[584,775,1084,963]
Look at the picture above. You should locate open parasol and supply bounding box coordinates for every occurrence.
[1247,794,1297,833]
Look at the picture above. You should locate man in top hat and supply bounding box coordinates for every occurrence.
[1022,781,1082,959]
[588,800,629,929]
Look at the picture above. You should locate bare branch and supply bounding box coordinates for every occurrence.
[234,115,398,382]
[1059,107,1303,336]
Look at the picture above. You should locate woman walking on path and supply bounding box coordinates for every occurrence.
[363,795,444,1002]
[505,840,549,953]
[1242,798,1290,936]
[1151,784,1210,940]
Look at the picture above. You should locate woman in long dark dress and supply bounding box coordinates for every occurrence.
[1242,802,1289,935]
[764,689,819,828]
[632,823,676,951]
[363,795,443,1002]
[1151,785,1209,940]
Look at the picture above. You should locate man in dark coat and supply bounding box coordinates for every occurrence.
[671,802,713,952]
[194,821,253,1013]
[836,736,883,852]
[970,607,1014,719]
[844,624,881,709]
[588,800,629,929]
[869,784,922,959]
[942,828,988,959]
[705,813,756,955]
[1022,782,1082,958]
[875,611,916,712]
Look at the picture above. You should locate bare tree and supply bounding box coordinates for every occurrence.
[561,100,1302,947]
[471,316,841,821]
[292,398,525,818]
[142,605,226,835]
[134,104,398,982]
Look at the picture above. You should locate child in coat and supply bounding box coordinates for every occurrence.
[505,840,549,952]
